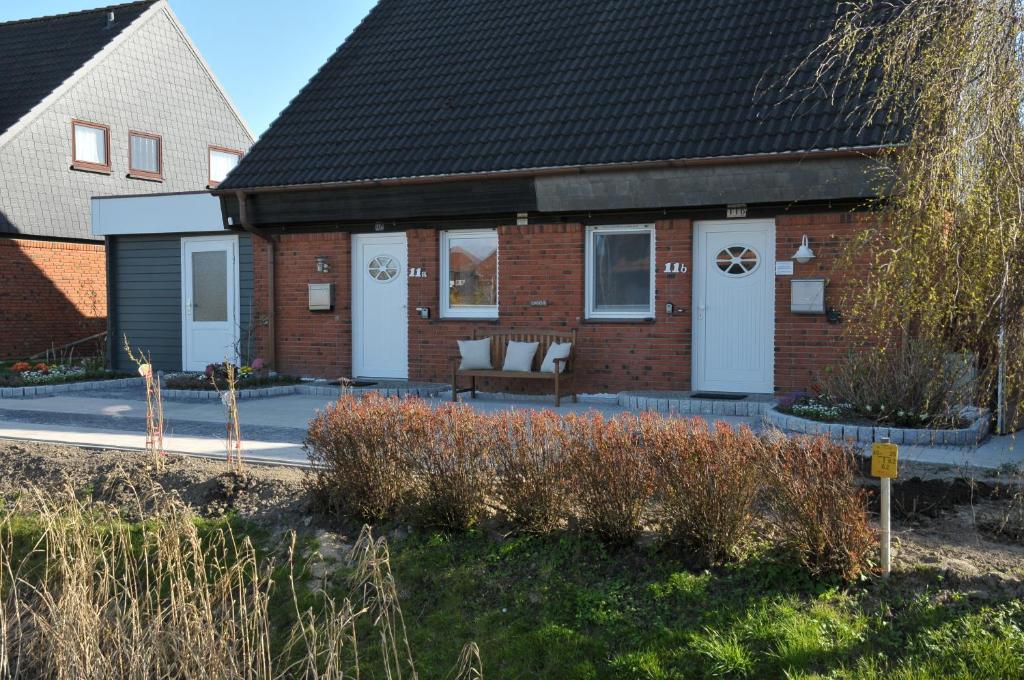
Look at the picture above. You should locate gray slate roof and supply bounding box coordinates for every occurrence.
[0,1,156,136]
[222,0,888,191]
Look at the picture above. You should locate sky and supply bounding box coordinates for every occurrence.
[0,0,378,137]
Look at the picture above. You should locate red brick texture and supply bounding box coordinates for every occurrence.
[252,232,351,379]
[255,211,873,394]
[0,237,107,360]
[774,212,869,394]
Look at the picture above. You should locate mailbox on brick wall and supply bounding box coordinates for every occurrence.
[308,283,335,311]
[790,278,826,314]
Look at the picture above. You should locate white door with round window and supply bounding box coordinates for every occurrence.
[693,220,775,393]
[352,233,408,378]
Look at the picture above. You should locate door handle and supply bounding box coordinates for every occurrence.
[697,303,706,321]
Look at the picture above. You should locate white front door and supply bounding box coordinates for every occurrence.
[352,233,409,379]
[693,219,775,393]
[182,235,239,371]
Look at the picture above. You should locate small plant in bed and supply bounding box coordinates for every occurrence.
[163,360,300,391]
[777,341,978,429]
[0,357,127,387]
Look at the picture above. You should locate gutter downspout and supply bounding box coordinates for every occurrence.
[236,191,276,371]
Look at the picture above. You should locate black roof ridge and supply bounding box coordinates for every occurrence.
[0,0,156,29]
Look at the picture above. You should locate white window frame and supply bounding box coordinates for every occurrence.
[439,229,499,319]
[585,224,656,320]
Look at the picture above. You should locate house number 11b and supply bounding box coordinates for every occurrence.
[664,263,688,274]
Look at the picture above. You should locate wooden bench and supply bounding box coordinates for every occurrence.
[451,329,577,406]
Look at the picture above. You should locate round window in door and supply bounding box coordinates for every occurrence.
[715,246,760,277]
[368,254,400,282]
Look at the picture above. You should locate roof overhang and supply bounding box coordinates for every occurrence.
[91,191,226,236]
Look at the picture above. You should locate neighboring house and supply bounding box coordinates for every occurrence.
[208,0,892,396]
[0,0,253,360]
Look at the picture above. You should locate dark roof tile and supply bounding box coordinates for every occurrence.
[234,1,884,190]
[0,1,156,135]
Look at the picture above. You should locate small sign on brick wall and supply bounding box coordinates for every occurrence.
[775,261,794,276]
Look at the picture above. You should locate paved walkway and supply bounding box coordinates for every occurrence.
[0,388,1021,471]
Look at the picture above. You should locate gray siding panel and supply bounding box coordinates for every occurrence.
[112,232,252,372]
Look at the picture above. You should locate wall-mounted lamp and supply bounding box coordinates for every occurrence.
[315,255,330,273]
[792,235,815,264]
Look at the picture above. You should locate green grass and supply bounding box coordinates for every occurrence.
[6,513,1023,679]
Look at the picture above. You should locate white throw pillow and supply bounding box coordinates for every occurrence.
[540,342,572,373]
[502,341,539,372]
[458,338,492,370]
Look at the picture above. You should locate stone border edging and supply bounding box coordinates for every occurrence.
[160,382,450,401]
[0,377,144,398]
[762,407,991,446]
[617,392,775,417]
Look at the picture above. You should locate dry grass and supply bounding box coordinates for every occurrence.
[0,478,480,679]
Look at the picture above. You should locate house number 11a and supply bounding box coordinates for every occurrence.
[664,262,688,274]
[408,267,427,278]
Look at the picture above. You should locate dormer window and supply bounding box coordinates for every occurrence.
[71,120,110,173]
[129,131,162,180]
[208,146,242,187]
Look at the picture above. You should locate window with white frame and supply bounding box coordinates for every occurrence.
[208,146,242,186]
[585,224,655,319]
[440,229,499,318]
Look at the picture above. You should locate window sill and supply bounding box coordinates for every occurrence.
[435,317,500,323]
[127,172,163,182]
[582,317,656,324]
[70,163,111,175]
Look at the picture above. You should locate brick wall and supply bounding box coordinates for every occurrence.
[0,237,106,359]
[407,221,693,393]
[774,212,868,394]
[257,211,872,394]
[252,232,351,378]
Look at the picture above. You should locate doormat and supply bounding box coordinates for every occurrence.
[332,379,378,388]
[690,392,748,401]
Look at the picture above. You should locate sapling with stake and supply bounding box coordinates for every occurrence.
[210,359,244,469]
[124,335,165,469]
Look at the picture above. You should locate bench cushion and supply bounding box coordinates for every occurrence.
[458,337,492,370]
[502,341,539,372]
[540,342,572,373]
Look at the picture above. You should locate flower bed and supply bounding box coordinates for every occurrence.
[0,360,129,387]
[777,394,969,429]
[765,403,990,445]
[162,361,300,392]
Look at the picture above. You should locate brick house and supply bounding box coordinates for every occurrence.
[196,0,891,396]
[0,0,252,359]
[210,0,891,396]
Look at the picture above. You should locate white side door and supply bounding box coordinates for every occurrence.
[693,219,775,393]
[182,235,239,371]
[352,233,409,379]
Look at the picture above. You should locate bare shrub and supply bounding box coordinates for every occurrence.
[409,403,494,530]
[761,433,875,580]
[650,418,763,565]
[491,410,568,532]
[305,393,426,523]
[563,413,657,544]
[821,339,975,428]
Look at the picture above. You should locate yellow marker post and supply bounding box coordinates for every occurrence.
[871,438,898,576]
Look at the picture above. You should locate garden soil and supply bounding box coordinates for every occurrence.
[1,440,1022,589]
